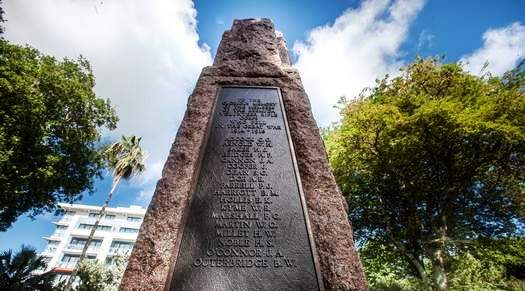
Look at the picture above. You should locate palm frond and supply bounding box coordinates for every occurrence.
[105,135,145,180]
[0,245,52,290]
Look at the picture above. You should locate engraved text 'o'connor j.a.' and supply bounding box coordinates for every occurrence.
[169,87,323,291]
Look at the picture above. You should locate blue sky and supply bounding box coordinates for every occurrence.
[195,0,524,61]
[1,0,524,253]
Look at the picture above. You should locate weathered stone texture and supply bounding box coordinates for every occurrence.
[120,18,367,291]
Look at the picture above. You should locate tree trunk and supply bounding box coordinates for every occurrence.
[387,235,431,290]
[404,250,431,290]
[63,175,121,291]
[431,247,447,291]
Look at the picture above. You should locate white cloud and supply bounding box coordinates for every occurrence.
[417,29,434,49]
[293,0,425,125]
[133,160,163,204]
[4,0,212,203]
[461,22,525,76]
[136,187,156,205]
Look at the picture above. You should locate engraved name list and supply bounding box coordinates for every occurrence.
[170,87,322,291]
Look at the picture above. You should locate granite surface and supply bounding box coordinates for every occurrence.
[120,18,367,291]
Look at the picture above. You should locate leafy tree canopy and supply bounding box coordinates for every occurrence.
[325,58,525,290]
[0,40,118,231]
[55,255,128,291]
[361,237,525,290]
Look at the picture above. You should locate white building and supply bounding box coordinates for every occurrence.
[39,203,146,282]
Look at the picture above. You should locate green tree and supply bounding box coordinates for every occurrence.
[64,136,145,291]
[325,58,525,290]
[360,240,424,291]
[360,237,525,291]
[101,254,129,291]
[0,245,55,290]
[0,40,118,231]
[0,0,5,35]
[54,255,129,291]
[448,237,525,290]
[74,260,113,291]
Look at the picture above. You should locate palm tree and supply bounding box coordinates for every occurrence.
[0,245,55,290]
[64,136,145,291]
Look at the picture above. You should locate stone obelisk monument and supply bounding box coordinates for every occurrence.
[120,19,367,291]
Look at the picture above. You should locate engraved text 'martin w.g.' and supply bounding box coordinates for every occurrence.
[169,87,323,291]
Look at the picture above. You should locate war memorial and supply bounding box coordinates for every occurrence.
[120,18,367,291]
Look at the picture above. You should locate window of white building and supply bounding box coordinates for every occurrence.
[127,216,142,222]
[60,254,96,268]
[111,240,134,250]
[105,214,116,220]
[119,227,139,234]
[78,223,112,231]
[68,237,102,250]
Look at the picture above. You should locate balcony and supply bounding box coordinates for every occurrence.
[52,231,67,237]
[109,247,132,255]
[60,216,74,223]
[45,246,58,253]
[58,262,77,269]
[65,244,100,252]
[75,219,114,232]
